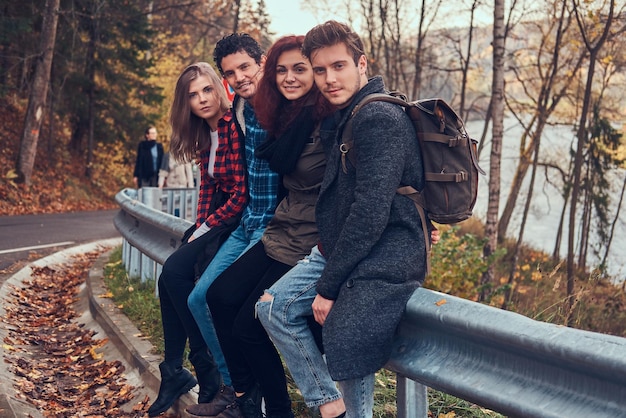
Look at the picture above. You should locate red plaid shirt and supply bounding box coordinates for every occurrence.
[195,110,247,228]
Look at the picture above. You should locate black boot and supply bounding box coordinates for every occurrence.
[235,382,263,418]
[189,349,221,403]
[148,361,197,417]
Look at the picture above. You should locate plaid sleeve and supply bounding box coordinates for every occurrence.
[195,151,213,228]
[204,114,247,228]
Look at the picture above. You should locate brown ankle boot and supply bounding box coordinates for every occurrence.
[211,400,245,418]
[185,384,236,417]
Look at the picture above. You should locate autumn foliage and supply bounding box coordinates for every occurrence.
[0,99,121,216]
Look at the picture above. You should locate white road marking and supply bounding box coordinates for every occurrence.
[0,241,76,255]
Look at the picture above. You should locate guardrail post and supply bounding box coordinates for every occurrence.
[140,187,197,221]
[396,375,428,418]
[186,189,198,221]
[140,253,155,283]
[127,243,140,278]
[121,239,129,269]
[139,187,164,212]
[164,189,174,215]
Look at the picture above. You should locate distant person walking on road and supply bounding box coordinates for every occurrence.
[147,62,247,417]
[158,151,195,188]
[133,126,164,188]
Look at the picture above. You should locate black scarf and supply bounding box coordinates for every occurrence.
[255,106,315,175]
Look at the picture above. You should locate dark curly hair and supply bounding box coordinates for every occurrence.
[213,33,264,76]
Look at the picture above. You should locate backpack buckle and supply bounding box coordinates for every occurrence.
[340,143,351,174]
[449,134,468,147]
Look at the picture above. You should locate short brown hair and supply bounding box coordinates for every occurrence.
[302,20,365,65]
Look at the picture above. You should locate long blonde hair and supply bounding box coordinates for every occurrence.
[169,62,231,163]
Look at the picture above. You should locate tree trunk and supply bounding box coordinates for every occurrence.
[480,0,505,302]
[476,97,492,159]
[15,0,60,185]
[552,178,571,261]
[578,162,592,271]
[601,173,626,269]
[567,0,614,325]
[497,134,535,239]
[411,0,426,100]
[47,65,55,157]
[459,0,478,118]
[498,1,578,240]
[232,0,241,33]
[503,127,542,309]
[85,10,97,178]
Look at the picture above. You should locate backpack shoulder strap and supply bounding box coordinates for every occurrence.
[341,93,433,275]
[341,93,409,173]
[398,185,432,275]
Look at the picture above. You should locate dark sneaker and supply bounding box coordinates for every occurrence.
[185,384,236,417]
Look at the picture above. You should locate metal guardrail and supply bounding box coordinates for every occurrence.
[113,188,626,418]
[114,188,194,282]
[390,291,626,417]
[138,186,198,221]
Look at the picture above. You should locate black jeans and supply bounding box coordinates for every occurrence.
[158,231,218,366]
[207,241,292,416]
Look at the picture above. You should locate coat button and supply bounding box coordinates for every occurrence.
[346,278,354,288]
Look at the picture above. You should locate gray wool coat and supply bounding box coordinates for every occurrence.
[315,76,427,381]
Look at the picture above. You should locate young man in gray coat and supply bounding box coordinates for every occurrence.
[257,20,429,418]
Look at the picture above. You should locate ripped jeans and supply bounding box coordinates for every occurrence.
[258,245,380,418]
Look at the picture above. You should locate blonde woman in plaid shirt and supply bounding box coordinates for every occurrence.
[148,62,247,417]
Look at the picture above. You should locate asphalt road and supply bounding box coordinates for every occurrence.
[0,209,120,281]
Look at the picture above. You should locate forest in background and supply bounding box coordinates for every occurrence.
[1,0,626,330]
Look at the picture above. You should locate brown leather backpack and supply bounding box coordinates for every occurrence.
[341,93,485,273]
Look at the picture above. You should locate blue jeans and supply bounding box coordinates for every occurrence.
[257,246,344,409]
[339,376,374,418]
[188,225,264,387]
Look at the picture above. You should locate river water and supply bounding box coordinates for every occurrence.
[466,119,625,283]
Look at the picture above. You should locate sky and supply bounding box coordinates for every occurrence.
[264,0,329,38]
[263,1,492,39]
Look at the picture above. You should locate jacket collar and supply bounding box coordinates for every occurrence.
[335,75,386,136]
[232,95,246,135]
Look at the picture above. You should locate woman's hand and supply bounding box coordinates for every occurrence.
[431,227,440,245]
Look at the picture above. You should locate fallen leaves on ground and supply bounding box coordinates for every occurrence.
[1,251,154,417]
